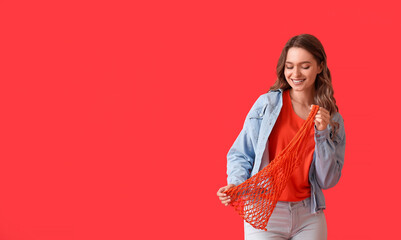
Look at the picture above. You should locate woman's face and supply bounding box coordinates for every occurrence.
[284,47,323,93]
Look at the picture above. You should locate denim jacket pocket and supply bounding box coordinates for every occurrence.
[245,104,267,144]
[248,104,268,120]
[247,104,267,135]
[248,115,263,120]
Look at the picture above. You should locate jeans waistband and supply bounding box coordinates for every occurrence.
[276,197,311,209]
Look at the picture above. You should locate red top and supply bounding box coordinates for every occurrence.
[268,89,315,201]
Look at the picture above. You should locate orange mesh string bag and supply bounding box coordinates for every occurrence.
[224,104,320,231]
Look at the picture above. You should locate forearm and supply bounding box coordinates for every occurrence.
[314,125,346,189]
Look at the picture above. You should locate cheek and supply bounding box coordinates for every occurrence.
[305,70,317,79]
[284,72,292,82]
[284,69,291,77]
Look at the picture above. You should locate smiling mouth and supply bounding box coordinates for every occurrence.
[292,79,305,83]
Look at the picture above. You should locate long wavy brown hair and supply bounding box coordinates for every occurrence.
[270,34,340,138]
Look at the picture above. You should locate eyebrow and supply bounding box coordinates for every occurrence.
[285,61,312,64]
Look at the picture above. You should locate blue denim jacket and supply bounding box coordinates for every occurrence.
[226,89,346,214]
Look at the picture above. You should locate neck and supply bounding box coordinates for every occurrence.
[289,88,316,108]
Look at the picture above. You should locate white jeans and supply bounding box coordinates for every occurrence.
[244,197,327,240]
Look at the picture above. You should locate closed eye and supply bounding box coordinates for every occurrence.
[285,66,310,69]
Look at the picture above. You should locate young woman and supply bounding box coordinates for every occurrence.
[216,34,346,240]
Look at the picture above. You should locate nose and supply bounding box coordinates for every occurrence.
[292,67,301,77]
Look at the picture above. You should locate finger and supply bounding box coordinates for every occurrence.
[222,197,231,202]
[223,188,232,194]
[217,188,228,196]
[316,110,330,120]
[219,194,231,200]
[315,116,325,123]
[222,184,235,194]
[324,111,331,120]
[220,186,229,193]
[318,107,329,115]
[219,197,229,202]
[217,191,227,197]
[315,118,323,124]
[318,107,327,113]
[319,113,330,122]
[220,199,231,204]
[319,107,329,113]
[320,108,330,116]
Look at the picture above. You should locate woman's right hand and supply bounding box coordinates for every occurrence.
[216,184,236,206]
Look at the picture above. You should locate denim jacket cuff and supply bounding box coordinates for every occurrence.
[227,177,242,186]
[314,126,329,142]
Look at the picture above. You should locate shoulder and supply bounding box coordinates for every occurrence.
[251,89,283,109]
[245,89,283,119]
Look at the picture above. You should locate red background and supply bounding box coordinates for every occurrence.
[0,0,399,239]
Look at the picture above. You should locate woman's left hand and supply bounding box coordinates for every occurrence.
[311,105,331,131]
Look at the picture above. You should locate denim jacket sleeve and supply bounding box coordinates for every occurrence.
[226,96,263,186]
[313,112,346,189]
